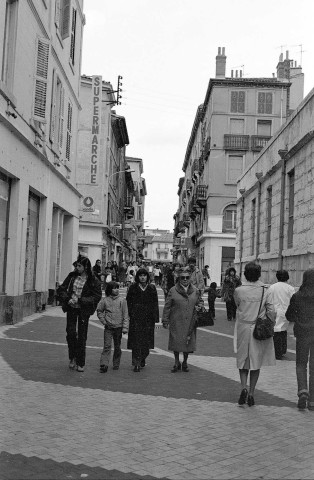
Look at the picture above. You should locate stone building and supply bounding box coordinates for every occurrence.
[0,0,84,321]
[235,87,314,288]
[173,47,303,285]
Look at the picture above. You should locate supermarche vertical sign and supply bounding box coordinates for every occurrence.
[90,75,102,185]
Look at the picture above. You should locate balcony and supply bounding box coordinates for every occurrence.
[224,134,249,151]
[156,248,169,253]
[251,135,271,152]
[198,154,205,174]
[186,179,192,194]
[183,212,190,227]
[195,185,207,208]
[203,136,211,159]
[191,158,199,177]
[173,238,181,246]
[178,220,186,233]
[190,194,202,216]
[124,206,134,219]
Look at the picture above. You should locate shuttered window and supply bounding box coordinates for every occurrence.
[65,101,72,161]
[61,0,71,39]
[70,8,77,66]
[33,38,49,121]
[49,71,65,153]
[258,92,273,114]
[230,91,245,113]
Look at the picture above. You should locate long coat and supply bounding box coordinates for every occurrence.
[126,283,159,350]
[162,283,199,353]
[233,281,276,370]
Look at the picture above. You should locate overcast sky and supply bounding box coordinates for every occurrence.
[81,0,314,231]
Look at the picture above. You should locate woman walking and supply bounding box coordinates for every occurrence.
[126,268,159,372]
[162,269,200,373]
[57,256,102,372]
[221,267,242,321]
[233,262,275,406]
[286,269,314,411]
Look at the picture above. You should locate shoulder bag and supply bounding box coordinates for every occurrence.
[253,287,274,341]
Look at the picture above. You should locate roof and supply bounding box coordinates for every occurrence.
[152,233,173,243]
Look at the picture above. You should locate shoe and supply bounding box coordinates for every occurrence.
[99,365,108,373]
[238,388,248,405]
[171,362,181,373]
[182,362,189,372]
[247,395,255,407]
[133,366,140,372]
[69,359,76,369]
[298,393,308,410]
[113,366,119,370]
[227,318,232,321]
[76,366,84,372]
[140,360,146,368]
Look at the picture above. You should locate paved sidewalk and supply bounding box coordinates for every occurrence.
[1,293,314,479]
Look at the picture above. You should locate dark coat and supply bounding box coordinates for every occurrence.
[126,283,159,350]
[221,267,241,302]
[57,271,102,316]
[162,283,199,353]
[286,292,314,338]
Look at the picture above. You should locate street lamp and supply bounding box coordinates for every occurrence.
[108,168,135,182]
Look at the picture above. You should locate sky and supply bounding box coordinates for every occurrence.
[81,0,314,231]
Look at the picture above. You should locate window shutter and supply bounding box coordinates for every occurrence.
[70,8,77,65]
[65,102,72,161]
[33,38,50,122]
[49,70,57,142]
[54,0,61,28]
[61,0,71,39]
[58,86,65,151]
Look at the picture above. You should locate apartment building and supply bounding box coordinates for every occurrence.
[143,232,173,263]
[173,47,304,284]
[0,0,84,321]
[235,87,314,287]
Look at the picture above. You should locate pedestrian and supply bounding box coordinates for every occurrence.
[154,264,160,285]
[112,260,119,279]
[162,268,201,373]
[97,281,129,373]
[92,259,102,281]
[126,268,159,372]
[187,257,205,296]
[286,268,314,411]
[202,265,210,287]
[207,282,221,321]
[234,262,275,406]
[161,262,181,299]
[268,270,295,360]
[221,267,242,321]
[126,268,135,287]
[147,262,154,282]
[56,255,102,372]
[118,261,127,286]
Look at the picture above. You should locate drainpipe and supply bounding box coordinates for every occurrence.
[278,149,288,270]
[239,188,246,278]
[255,172,263,261]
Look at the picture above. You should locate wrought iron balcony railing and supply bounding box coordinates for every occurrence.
[224,134,249,150]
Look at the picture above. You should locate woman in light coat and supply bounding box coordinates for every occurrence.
[162,269,200,372]
[233,262,275,406]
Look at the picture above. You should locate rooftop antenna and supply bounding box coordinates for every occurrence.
[276,45,287,54]
[290,44,305,66]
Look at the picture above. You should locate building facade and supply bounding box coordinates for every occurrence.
[142,231,173,263]
[235,87,314,288]
[0,0,84,321]
[173,47,303,285]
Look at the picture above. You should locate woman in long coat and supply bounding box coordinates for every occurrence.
[233,262,275,406]
[162,269,200,372]
[126,268,159,372]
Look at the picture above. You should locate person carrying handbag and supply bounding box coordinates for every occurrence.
[233,262,276,406]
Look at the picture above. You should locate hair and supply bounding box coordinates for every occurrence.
[105,281,120,296]
[244,262,261,282]
[135,268,150,283]
[276,270,289,282]
[210,282,217,289]
[205,265,209,268]
[129,269,134,275]
[298,268,314,297]
[173,262,182,269]
[187,257,196,264]
[96,259,101,263]
[76,256,92,277]
[226,267,236,276]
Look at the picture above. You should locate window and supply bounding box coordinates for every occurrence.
[1,0,18,91]
[157,253,160,260]
[223,205,237,231]
[144,251,147,258]
[33,38,50,121]
[0,173,10,293]
[230,118,244,134]
[251,199,256,256]
[165,254,168,260]
[227,155,243,183]
[55,0,71,40]
[258,92,272,114]
[257,119,271,136]
[24,192,40,292]
[230,91,245,113]
[50,71,65,152]
[65,101,72,162]
[70,8,77,66]
[266,186,272,252]
[287,170,295,248]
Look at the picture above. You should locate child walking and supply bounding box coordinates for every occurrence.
[207,282,221,321]
[97,281,129,373]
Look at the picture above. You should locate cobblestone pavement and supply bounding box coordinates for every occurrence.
[1,288,314,480]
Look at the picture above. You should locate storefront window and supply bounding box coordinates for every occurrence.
[0,173,10,293]
[24,192,40,291]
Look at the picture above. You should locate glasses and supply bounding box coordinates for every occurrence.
[180,276,190,279]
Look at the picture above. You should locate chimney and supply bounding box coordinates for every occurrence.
[235,70,238,78]
[215,46,226,79]
[231,69,234,78]
[240,70,242,78]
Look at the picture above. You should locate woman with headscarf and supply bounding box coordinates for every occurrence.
[162,268,200,373]
[286,269,314,411]
[233,262,275,406]
[57,255,102,372]
[126,268,159,372]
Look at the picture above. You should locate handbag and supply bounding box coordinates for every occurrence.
[197,310,214,327]
[253,287,274,341]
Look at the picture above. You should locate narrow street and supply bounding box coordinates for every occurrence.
[1,287,313,480]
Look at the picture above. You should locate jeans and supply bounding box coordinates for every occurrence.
[226,297,237,320]
[273,331,287,359]
[66,308,90,367]
[100,327,123,367]
[296,336,314,406]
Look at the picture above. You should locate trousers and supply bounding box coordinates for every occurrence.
[100,326,123,367]
[273,331,287,359]
[66,308,90,367]
[296,335,314,407]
